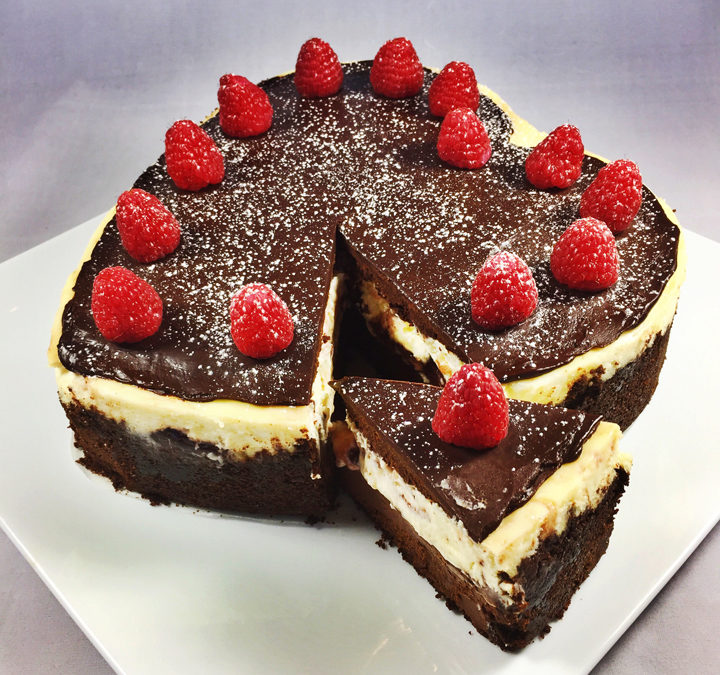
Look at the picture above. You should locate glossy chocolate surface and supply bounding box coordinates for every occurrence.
[336,377,601,541]
[58,69,369,404]
[342,98,679,380]
[59,61,679,402]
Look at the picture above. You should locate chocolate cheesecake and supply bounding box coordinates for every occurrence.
[50,59,681,514]
[333,376,631,650]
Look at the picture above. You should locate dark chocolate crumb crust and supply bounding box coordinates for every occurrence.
[58,62,679,404]
[65,401,335,516]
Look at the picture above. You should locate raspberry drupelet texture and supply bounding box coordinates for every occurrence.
[91,267,163,343]
[471,251,538,330]
[115,189,181,263]
[579,159,643,232]
[437,107,492,169]
[164,120,225,191]
[217,74,274,138]
[428,61,480,117]
[525,124,584,189]
[432,363,509,450]
[370,37,424,99]
[230,283,295,359]
[551,217,619,291]
[294,38,343,98]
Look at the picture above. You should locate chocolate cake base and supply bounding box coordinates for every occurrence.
[341,465,629,651]
[64,402,335,516]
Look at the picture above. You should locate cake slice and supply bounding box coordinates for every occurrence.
[340,84,685,430]
[48,118,345,515]
[332,376,631,650]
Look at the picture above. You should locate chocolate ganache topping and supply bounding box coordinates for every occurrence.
[59,61,679,403]
[340,92,679,381]
[335,377,601,541]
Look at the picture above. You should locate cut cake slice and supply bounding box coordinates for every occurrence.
[332,376,631,650]
[339,81,685,430]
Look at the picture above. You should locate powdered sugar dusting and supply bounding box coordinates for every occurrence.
[59,61,679,403]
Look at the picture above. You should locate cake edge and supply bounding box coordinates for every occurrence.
[51,273,341,461]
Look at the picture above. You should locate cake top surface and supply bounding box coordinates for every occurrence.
[58,61,680,403]
[57,67,378,405]
[335,376,601,541]
[340,91,679,380]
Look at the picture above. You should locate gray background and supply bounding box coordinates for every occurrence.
[1,0,718,672]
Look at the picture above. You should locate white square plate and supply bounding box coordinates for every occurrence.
[1,217,718,674]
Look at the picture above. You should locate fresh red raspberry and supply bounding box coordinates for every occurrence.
[115,189,181,263]
[217,74,273,137]
[294,38,343,98]
[370,37,424,99]
[91,267,163,343]
[428,61,479,117]
[437,107,492,169]
[471,252,538,330]
[525,124,584,189]
[551,217,619,291]
[432,363,509,450]
[329,421,360,470]
[230,283,294,359]
[579,159,643,232]
[164,120,225,191]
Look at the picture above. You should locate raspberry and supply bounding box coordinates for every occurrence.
[551,217,619,291]
[329,421,360,470]
[432,363,509,450]
[428,61,479,117]
[91,267,163,343]
[579,159,643,232]
[230,283,294,359]
[294,38,343,98]
[525,124,584,189]
[437,108,492,169]
[217,74,273,138]
[471,252,538,330]
[370,37,424,99]
[115,189,181,263]
[164,120,225,191]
